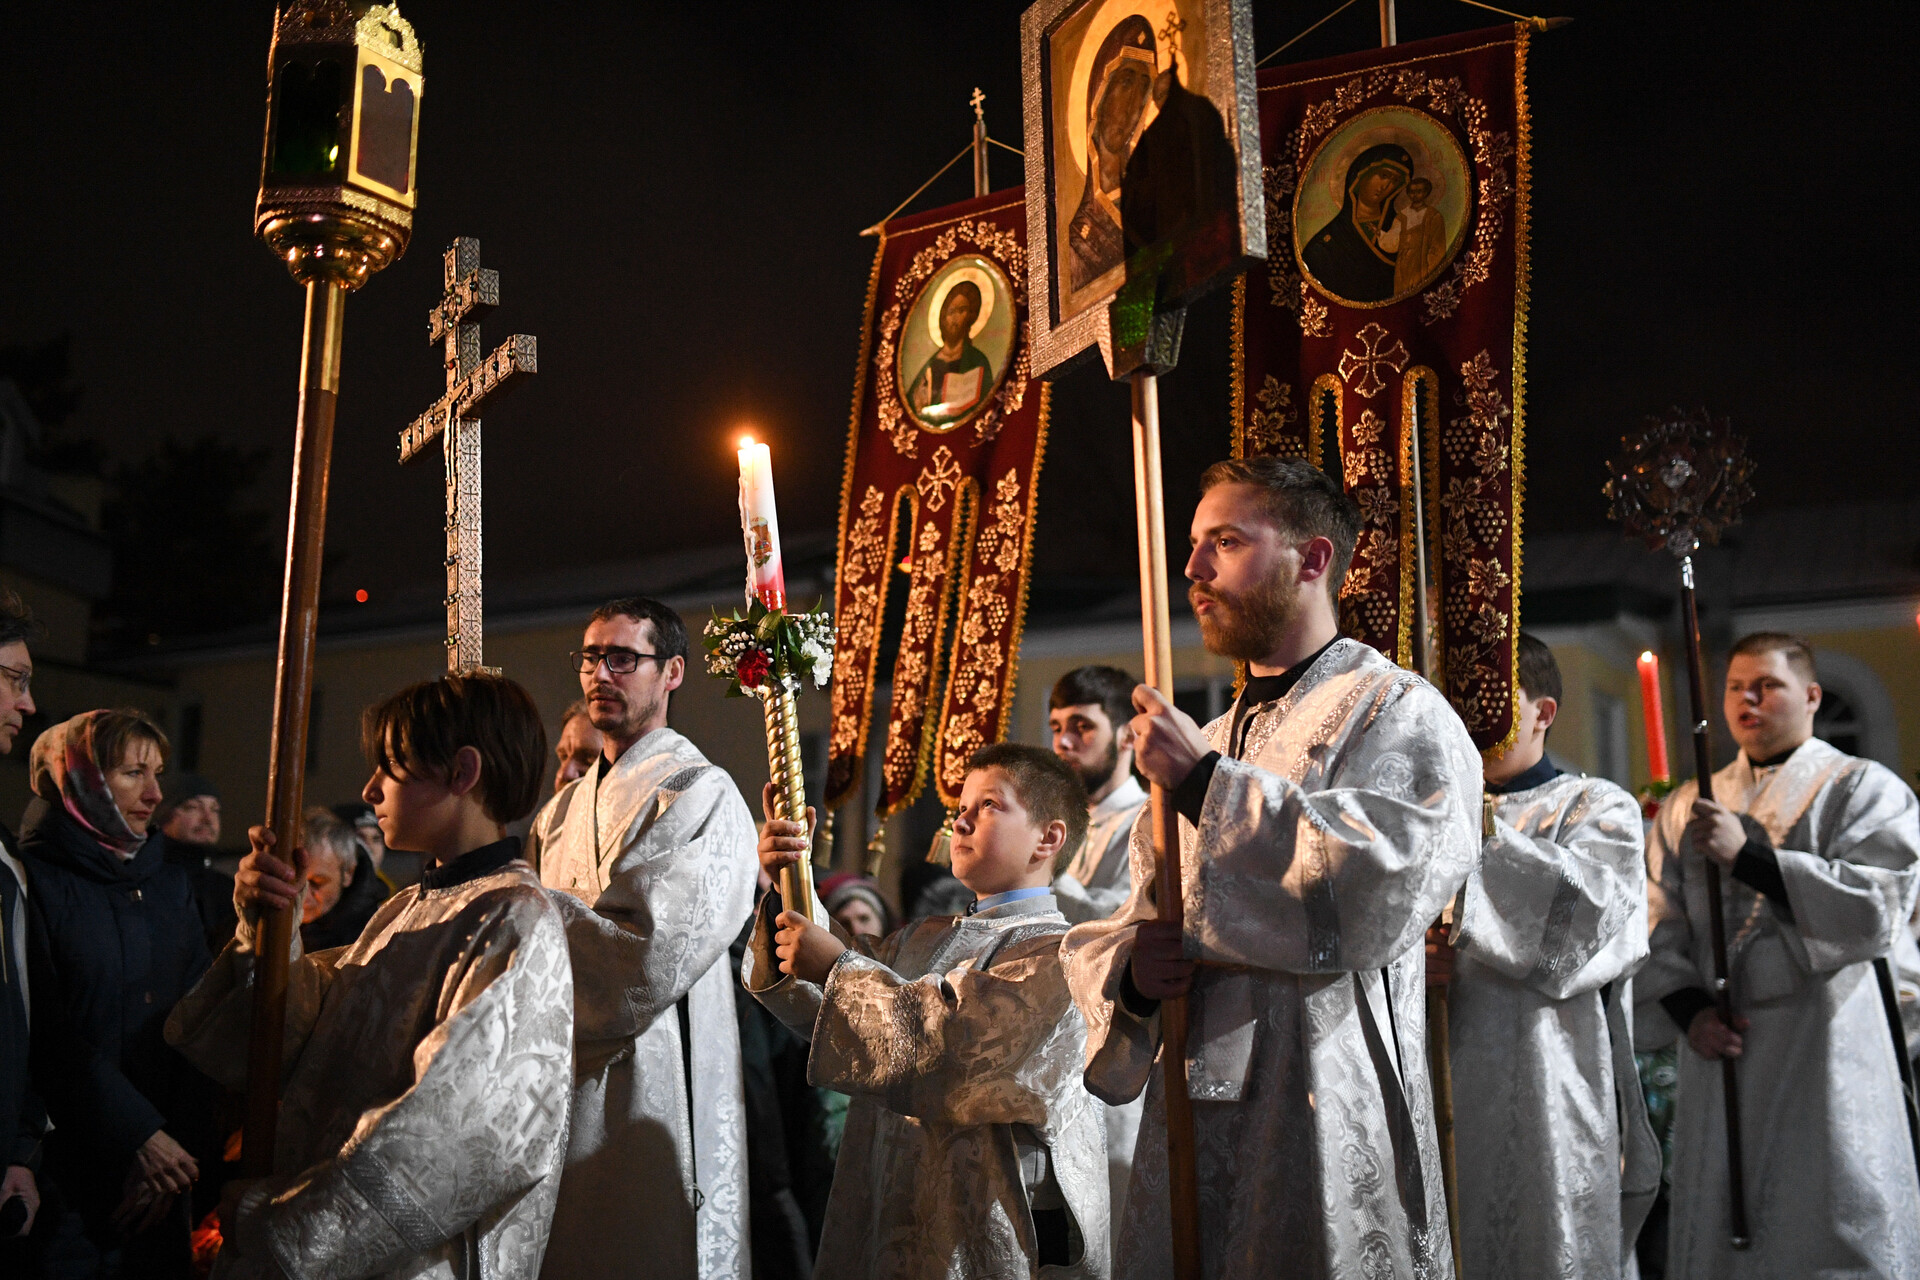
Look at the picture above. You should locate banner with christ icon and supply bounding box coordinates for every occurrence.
[1234,24,1533,755]
[827,188,1051,813]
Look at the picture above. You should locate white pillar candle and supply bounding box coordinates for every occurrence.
[736,437,786,610]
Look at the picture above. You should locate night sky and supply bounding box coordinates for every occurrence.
[4,1,1913,616]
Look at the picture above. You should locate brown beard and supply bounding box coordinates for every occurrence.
[1190,572,1299,662]
[1071,737,1121,794]
[586,686,661,743]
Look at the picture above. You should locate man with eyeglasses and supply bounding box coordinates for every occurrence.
[0,589,45,1249]
[530,596,757,1280]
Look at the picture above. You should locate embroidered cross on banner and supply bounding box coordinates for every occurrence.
[398,237,537,675]
[1337,321,1409,399]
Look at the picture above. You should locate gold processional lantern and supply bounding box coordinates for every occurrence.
[241,1,422,1179]
[257,0,421,287]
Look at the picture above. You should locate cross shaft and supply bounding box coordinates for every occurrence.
[399,237,537,674]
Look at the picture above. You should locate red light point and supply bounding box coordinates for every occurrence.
[355,589,369,603]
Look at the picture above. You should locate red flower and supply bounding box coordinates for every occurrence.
[735,647,771,689]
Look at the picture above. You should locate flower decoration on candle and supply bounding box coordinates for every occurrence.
[703,601,834,698]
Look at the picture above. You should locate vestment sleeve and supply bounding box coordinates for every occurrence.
[163,909,345,1095]
[807,933,1079,1128]
[1184,680,1480,973]
[1454,781,1648,998]
[1772,762,1920,973]
[555,771,758,1046]
[740,887,844,1036]
[1060,815,1161,1108]
[226,891,574,1280]
[1637,783,1702,1050]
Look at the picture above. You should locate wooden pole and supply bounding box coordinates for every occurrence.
[1410,392,1463,1277]
[242,278,345,1177]
[1130,373,1202,1280]
[1678,555,1751,1249]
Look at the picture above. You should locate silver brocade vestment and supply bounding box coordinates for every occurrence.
[1638,737,1920,1278]
[529,728,759,1280]
[166,862,575,1280]
[1449,771,1660,1279]
[1062,638,1481,1280]
[745,892,1110,1279]
[1056,776,1148,927]
[1055,775,1150,1248]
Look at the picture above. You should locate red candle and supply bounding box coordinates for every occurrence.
[1637,650,1671,785]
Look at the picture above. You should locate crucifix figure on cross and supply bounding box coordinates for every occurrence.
[400,236,537,675]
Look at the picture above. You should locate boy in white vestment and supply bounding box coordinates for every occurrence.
[1639,632,1920,1278]
[1430,633,1659,1280]
[747,743,1110,1280]
[167,674,575,1280]
[1064,457,1481,1280]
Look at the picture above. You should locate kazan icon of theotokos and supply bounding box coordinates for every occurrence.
[1064,15,1157,309]
[1300,141,1421,305]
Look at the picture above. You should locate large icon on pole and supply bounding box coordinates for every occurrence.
[1021,0,1265,376]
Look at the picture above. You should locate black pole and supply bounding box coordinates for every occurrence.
[1872,956,1920,1186]
[1678,555,1751,1249]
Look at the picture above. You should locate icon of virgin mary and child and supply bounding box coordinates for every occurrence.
[1300,142,1449,304]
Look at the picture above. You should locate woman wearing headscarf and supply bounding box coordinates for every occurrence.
[19,709,209,1278]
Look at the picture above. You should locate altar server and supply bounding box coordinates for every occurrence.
[1048,664,1149,1245]
[1063,456,1481,1279]
[1640,632,1920,1277]
[747,743,1110,1279]
[167,673,574,1280]
[1435,633,1659,1279]
[529,597,758,1280]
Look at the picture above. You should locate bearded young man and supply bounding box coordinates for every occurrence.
[1061,456,1482,1280]
[528,597,759,1280]
[1639,632,1920,1278]
[1049,665,1148,927]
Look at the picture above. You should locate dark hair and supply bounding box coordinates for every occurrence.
[1515,632,1563,704]
[561,698,589,725]
[1049,665,1137,736]
[1730,631,1816,682]
[93,708,171,776]
[588,596,688,663]
[966,742,1089,861]
[360,673,548,824]
[1198,456,1361,601]
[0,586,39,650]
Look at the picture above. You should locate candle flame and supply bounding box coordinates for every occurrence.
[1638,650,1656,665]
[738,434,756,450]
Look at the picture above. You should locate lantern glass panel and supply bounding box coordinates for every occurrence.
[269,59,345,177]
[354,62,415,194]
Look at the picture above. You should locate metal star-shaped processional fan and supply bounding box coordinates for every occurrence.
[1604,407,1755,558]
[1605,404,1758,1249]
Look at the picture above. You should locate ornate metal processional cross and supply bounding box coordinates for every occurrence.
[399,237,537,674]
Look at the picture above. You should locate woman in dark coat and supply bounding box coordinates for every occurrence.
[20,709,209,1278]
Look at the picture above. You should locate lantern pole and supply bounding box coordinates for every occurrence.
[243,0,421,1177]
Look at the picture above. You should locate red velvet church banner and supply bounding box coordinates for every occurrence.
[828,188,1051,812]
[1234,24,1531,755]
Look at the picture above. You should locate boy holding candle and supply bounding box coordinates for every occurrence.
[746,743,1109,1279]
[1428,632,1661,1279]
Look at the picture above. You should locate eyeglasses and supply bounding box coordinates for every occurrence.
[569,648,667,675]
[0,661,30,696]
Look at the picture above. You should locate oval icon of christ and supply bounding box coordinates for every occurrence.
[897,254,1016,432]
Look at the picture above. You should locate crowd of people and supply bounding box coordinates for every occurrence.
[0,453,1915,1279]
